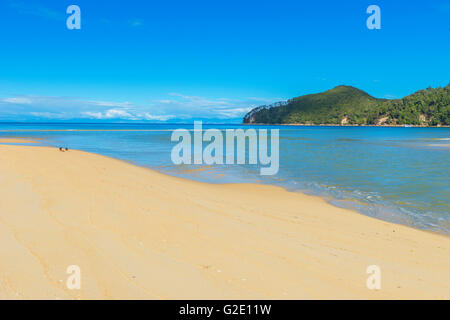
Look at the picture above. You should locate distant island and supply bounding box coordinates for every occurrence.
[243,84,450,126]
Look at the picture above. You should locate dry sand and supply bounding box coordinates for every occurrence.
[0,144,448,299]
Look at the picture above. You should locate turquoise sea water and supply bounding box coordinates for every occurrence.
[1,123,449,234]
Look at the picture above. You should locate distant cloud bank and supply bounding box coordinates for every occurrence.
[0,93,281,122]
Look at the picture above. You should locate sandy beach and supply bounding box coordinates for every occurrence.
[0,138,38,144]
[0,142,448,299]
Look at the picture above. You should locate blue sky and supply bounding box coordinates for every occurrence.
[0,0,449,122]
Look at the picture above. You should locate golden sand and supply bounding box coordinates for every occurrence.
[0,138,38,144]
[0,144,448,299]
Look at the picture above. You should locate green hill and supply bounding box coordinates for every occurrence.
[243,84,450,126]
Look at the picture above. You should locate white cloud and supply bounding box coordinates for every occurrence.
[86,100,134,108]
[82,109,137,120]
[154,93,281,120]
[0,92,282,122]
[1,97,33,104]
[143,113,176,121]
[215,107,254,118]
[29,112,66,119]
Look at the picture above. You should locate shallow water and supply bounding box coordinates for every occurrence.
[1,123,449,234]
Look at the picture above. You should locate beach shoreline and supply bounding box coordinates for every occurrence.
[0,142,449,299]
[243,123,450,128]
